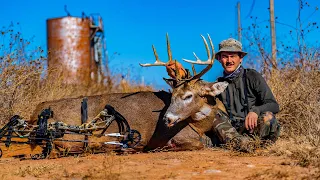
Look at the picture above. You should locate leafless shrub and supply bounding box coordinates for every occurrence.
[266,60,320,167]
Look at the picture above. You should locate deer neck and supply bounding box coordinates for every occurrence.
[189,103,216,135]
[191,103,213,121]
[189,98,226,136]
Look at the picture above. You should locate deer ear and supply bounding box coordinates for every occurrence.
[201,81,228,97]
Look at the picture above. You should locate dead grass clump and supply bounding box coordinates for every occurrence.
[268,138,320,167]
[266,59,320,167]
[269,68,320,140]
[223,135,260,154]
[246,166,320,180]
[0,47,45,122]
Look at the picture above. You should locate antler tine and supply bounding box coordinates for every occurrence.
[139,45,167,67]
[166,33,173,62]
[167,33,182,79]
[191,64,197,76]
[181,34,215,80]
[207,34,215,60]
[140,33,188,81]
[139,33,175,67]
[182,34,214,65]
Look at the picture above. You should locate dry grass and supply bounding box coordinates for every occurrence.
[266,59,320,167]
[246,166,320,180]
[268,138,320,167]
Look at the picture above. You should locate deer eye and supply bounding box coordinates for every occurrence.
[183,94,193,100]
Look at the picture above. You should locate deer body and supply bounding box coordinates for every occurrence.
[30,91,210,152]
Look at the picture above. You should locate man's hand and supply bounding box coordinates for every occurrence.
[165,61,186,79]
[245,112,258,131]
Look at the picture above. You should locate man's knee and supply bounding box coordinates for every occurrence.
[258,112,281,142]
[261,111,274,124]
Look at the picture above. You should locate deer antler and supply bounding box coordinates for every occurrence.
[182,34,215,80]
[139,33,187,79]
[139,45,168,67]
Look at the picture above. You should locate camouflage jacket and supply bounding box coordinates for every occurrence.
[217,66,279,120]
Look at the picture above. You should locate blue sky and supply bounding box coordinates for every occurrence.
[1,0,320,89]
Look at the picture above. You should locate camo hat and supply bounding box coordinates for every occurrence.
[215,38,247,60]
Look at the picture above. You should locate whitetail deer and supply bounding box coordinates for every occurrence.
[30,34,228,153]
[139,33,228,144]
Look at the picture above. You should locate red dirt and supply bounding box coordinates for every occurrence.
[0,146,319,180]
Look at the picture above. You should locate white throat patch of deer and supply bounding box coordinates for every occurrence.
[139,33,228,128]
[192,104,212,121]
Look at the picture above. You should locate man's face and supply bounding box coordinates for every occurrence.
[218,52,243,74]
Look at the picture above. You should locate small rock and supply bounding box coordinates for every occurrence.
[247,164,255,168]
[203,169,222,174]
[192,172,200,175]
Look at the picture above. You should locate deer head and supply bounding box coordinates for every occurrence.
[140,34,228,127]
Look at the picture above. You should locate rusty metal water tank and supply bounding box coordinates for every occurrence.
[47,16,91,85]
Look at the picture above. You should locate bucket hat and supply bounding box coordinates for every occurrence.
[215,38,247,60]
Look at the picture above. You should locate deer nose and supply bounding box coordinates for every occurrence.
[164,113,180,127]
[164,117,173,126]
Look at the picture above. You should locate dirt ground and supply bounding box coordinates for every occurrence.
[0,145,319,180]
